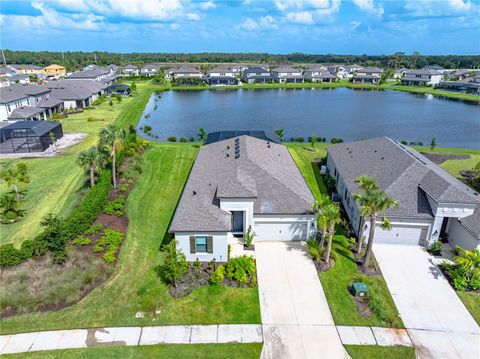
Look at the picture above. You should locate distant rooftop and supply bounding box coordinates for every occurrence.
[205,131,280,145]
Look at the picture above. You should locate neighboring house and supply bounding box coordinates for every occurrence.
[422,65,448,74]
[11,64,43,76]
[241,66,272,84]
[5,75,30,86]
[326,137,480,250]
[44,64,66,77]
[169,131,316,262]
[271,66,304,83]
[0,85,37,122]
[0,66,17,78]
[345,64,363,73]
[141,64,160,77]
[394,68,408,79]
[172,66,203,79]
[436,79,480,95]
[305,67,337,82]
[352,67,384,83]
[207,66,238,86]
[46,80,103,109]
[401,69,443,86]
[122,64,139,76]
[67,68,113,82]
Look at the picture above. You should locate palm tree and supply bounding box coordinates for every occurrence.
[1,162,30,200]
[274,129,284,142]
[98,125,125,188]
[354,187,399,271]
[354,175,378,254]
[312,194,331,248]
[77,146,106,187]
[323,202,342,266]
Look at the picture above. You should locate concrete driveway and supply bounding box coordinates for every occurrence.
[255,242,350,359]
[374,244,480,359]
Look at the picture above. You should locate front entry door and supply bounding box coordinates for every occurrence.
[232,211,244,233]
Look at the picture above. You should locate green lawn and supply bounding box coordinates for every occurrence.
[0,143,260,335]
[345,345,416,359]
[0,82,156,247]
[288,143,404,328]
[2,343,263,359]
[457,291,480,325]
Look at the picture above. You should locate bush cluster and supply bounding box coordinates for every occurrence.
[290,137,305,142]
[103,195,124,217]
[92,229,123,263]
[167,136,177,142]
[223,255,256,286]
[441,248,480,291]
[0,240,38,267]
[308,136,327,143]
[72,236,92,246]
[330,138,344,144]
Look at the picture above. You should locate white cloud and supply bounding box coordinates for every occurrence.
[286,11,314,24]
[404,0,477,17]
[237,15,278,31]
[447,0,472,11]
[353,0,384,17]
[350,20,362,29]
[198,1,216,10]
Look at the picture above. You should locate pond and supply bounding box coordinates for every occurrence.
[137,88,480,149]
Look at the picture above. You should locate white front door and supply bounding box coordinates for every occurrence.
[375,224,428,245]
[254,221,308,241]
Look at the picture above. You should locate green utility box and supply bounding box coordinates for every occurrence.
[351,282,368,297]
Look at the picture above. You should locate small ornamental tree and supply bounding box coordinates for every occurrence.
[275,129,284,142]
[245,226,256,247]
[430,137,437,150]
[157,241,188,288]
[1,162,30,200]
[197,128,207,143]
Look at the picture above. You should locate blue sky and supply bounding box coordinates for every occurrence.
[1,0,479,54]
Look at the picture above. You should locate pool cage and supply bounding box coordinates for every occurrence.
[0,121,63,154]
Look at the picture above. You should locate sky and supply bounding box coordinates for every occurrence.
[0,0,479,55]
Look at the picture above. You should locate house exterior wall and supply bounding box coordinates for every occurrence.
[63,100,78,109]
[175,232,229,262]
[447,219,480,250]
[0,97,31,121]
[219,198,255,232]
[253,214,316,239]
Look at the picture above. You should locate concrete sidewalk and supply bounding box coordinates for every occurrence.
[0,324,263,355]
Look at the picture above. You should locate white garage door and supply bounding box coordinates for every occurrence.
[375,224,428,245]
[254,221,308,241]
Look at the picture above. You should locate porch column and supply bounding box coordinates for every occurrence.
[43,111,47,121]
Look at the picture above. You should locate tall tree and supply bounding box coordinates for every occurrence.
[354,175,378,254]
[312,194,332,248]
[1,162,30,200]
[77,146,106,187]
[98,125,125,188]
[197,128,207,143]
[430,137,437,151]
[353,183,399,271]
[323,202,343,266]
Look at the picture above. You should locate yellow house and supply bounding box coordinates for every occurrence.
[12,65,44,75]
[44,64,66,76]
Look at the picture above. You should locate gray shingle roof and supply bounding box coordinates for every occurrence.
[169,135,315,232]
[9,106,45,119]
[458,207,480,239]
[0,84,51,104]
[67,68,111,79]
[46,80,102,100]
[327,137,480,220]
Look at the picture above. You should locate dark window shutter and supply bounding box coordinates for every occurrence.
[189,236,196,253]
[207,236,213,253]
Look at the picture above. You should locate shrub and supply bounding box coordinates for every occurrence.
[167,136,177,142]
[0,244,24,267]
[245,226,256,247]
[233,267,248,285]
[290,137,304,142]
[72,236,92,246]
[430,241,443,256]
[224,255,256,286]
[143,125,152,134]
[189,137,195,142]
[180,137,187,143]
[85,224,103,235]
[210,265,225,285]
[93,244,104,253]
[307,239,321,261]
[442,248,480,290]
[118,184,129,193]
[331,138,344,144]
[156,241,188,287]
[103,195,124,217]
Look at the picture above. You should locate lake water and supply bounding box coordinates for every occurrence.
[138,88,480,149]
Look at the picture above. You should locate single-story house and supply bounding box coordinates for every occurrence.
[241,67,272,84]
[67,68,114,82]
[207,66,238,86]
[437,80,480,95]
[401,69,443,86]
[345,64,363,73]
[352,67,384,83]
[327,137,480,250]
[169,131,316,261]
[171,66,203,80]
[305,67,337,82]
[44,64,66,77]
[0,120,63,154]
[271,66,304,83]
[46,80,103,109]
[11,64,43,76]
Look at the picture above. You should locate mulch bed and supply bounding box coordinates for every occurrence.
[421,152,470,165]
[353,296,372,318]
[352,250,382,276]
[313,258,335,273]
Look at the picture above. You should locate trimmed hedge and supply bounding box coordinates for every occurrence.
[0,169,112,267]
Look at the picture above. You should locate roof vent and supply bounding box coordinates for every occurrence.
[268,144,271,148]
[226,145,230,149]
[374,150,377,153]
[226,153,230,158]
[381,157,384,160]
[192,190,197,195]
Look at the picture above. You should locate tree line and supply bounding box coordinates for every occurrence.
[2,50,479,71]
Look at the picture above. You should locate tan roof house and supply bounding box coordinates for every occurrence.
[44,64,66,77]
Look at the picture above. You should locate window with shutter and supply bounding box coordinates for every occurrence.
[207,236,213,253]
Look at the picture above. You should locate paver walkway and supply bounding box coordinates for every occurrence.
[255,242,350,359]
[374,244,480,359]
[0,325,263,355]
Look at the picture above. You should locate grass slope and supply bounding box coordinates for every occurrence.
[345,345,416,359]
[2,343,263,359]
[1,143,260,335]
[0,82,155,247]
[457,291,480,325]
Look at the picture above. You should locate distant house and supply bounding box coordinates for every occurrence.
[422,65,448,74]
[172,66,203,80]
[11,64,43,76]
[437,75,480,95]
[351,67,384,83]
[0,66,16,78]
[0,121,63,154]
[241,67,272,84]
[401,69,443,86]
[305,67,337,83]
[44,64,66,77]
[345,64,363,73]
[67,67,114,83]
[169,131,315,262]
[327,137,480,250]
[0,84,52,122]
[394,68,409,79]
[141,64,160,77]
[122,64,139,77]
[47,80,103,109]
[271,66,304,83]
[207,66,238,86]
